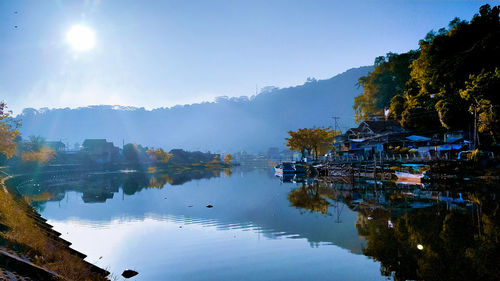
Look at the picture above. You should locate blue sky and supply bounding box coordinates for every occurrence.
[0,0,497,114]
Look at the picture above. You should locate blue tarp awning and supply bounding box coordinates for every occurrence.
[406,135,431,142]
[446,136,463,143]
[437,144,463,151]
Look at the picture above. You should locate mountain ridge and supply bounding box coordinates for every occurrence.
[17,65,373,153]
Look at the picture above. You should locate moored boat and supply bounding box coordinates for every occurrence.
[395,164,431,183]
[275,162,295,176]
[294,163,308,174]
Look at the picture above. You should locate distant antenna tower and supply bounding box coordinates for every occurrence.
[332,116,340,133]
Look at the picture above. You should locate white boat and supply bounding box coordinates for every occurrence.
[395,164,430,183]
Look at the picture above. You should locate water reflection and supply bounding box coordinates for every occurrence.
[288,182,332,215]
[13,165,226,207]
[10,166,500,280]
[286,180,500,281]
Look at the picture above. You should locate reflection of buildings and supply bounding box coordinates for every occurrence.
[82,190,115,203]
[301,182,495,281]
[21,167,369,255]
[285,180,492,272]
[14,167,226,205]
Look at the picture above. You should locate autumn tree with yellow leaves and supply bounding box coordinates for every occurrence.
[285,127,339,159]
[21,146,55,162]
[19,135,55,163]
[223,153,232,164]
[146,148,173,163]
[0,102,20,159]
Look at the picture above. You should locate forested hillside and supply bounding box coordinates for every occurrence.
[17,66,372,152]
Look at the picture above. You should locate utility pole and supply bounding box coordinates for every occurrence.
[332,116,340,158]
[474,108,477,150]
[332,116,340,134]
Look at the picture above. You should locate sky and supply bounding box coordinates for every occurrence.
[0,0,498,114]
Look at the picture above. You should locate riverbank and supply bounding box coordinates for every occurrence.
[291,158,500,184]
[0,177,109,280]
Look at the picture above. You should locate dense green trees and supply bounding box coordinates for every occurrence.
[355,4,500,144]
[123,143,143,163]
[354,51,419,122]
[460,68,500,144]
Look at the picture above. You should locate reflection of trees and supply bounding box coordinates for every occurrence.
[148,175,173,188]
[286,182,500,280]
[165,167,223,185]
[23,192,54,204]
[288,182,357,217]
[357,192,500,281]
[121,172,148,195]
[288,182,333,215]
[16,166,230,205]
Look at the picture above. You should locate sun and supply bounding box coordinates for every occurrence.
[66,25,96,52]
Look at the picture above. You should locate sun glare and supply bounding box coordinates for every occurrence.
[66,25,96,52]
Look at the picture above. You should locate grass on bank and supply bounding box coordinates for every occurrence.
[0,179,108,281]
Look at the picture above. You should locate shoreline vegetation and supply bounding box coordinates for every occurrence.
[0,178,109,280]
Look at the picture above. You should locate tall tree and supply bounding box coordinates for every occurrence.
[25,135,46,152]
[146,148,173,163]
[354,51,419,122]
[359,4,500,142]
[123,143,141,163]
[223,153,232,164]
[460,68,500,144]
[286,128,339,159]
[0,102,20,159]
[409,4,500,131]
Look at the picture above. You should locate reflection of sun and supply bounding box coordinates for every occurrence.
[66,25,96,51]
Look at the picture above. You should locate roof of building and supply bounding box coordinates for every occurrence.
[82,139,116,150]
[360,120,407,134]
[82,139,108,145]
[45,141,66,148]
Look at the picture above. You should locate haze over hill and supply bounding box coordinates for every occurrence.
[17,66,373,153]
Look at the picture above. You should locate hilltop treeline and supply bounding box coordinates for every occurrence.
[354,4,500,146]
[15,66,372,153]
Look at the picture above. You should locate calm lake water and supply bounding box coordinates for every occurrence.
[14,165,500,281]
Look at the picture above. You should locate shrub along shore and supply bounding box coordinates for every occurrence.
[0,177,109,280]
